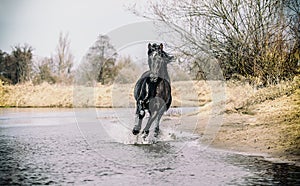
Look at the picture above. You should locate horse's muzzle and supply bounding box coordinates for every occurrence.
[150,73,158,82]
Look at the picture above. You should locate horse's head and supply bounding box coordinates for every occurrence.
[147,43,172,82]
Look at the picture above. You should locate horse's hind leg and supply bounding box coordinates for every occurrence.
[142,97,165,138]
[132,100,145,135]
[141,110,156,138]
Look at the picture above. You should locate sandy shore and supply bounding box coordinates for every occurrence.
[1,78,299,165]
[163,79,300,165]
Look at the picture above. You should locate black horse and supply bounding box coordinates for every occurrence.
[132,43,173,138]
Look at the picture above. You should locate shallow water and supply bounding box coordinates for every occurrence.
[0,108,299,185]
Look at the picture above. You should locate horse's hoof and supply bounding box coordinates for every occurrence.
[142,130,149,138]
[132,129,140,135]
[142,130,149,135]
[154,128,160,137]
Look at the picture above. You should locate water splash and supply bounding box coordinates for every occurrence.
[100,116,198,146]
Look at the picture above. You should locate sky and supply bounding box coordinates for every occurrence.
[0,0,161,63]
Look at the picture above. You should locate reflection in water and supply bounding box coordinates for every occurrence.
[226,154,300,185]
[0,108,299,185]
[135,142,174,154]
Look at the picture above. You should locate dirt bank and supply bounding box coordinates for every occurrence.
[210,89,300,165]
[165,77,299,165]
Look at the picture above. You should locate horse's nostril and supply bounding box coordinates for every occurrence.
[150,73,158,82]
[150,74,157,82]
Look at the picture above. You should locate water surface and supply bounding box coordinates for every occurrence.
[0,108,299,185]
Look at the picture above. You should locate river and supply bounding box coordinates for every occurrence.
[0,108,299,185]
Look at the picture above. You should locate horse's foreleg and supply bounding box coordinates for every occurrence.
[154,109,164,137]
[132,100,145,135]
[132,116,143,135]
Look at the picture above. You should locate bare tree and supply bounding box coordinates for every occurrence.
[52,32,74,84]
[132,0,299,84]
[77,35,118,85]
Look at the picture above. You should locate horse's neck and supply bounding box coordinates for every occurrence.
[159,65,170,82]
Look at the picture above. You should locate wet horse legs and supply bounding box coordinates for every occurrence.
[142,97,166,138]
[132,100,145,135]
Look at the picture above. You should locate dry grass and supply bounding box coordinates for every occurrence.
[0,80,211,108]
[0,82,73,107]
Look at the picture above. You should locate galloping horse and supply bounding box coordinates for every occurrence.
[132,43,173,138]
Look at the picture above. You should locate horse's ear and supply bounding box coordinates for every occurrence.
[159,43,163,51]
[148,43,151,50]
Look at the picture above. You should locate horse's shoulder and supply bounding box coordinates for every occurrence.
[141,71,151,78]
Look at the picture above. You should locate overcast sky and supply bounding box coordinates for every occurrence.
[0,0,157,62]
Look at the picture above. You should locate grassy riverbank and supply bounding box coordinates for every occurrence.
[0,80,211,108]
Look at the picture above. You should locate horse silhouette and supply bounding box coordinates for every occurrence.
[132,43,173,138]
